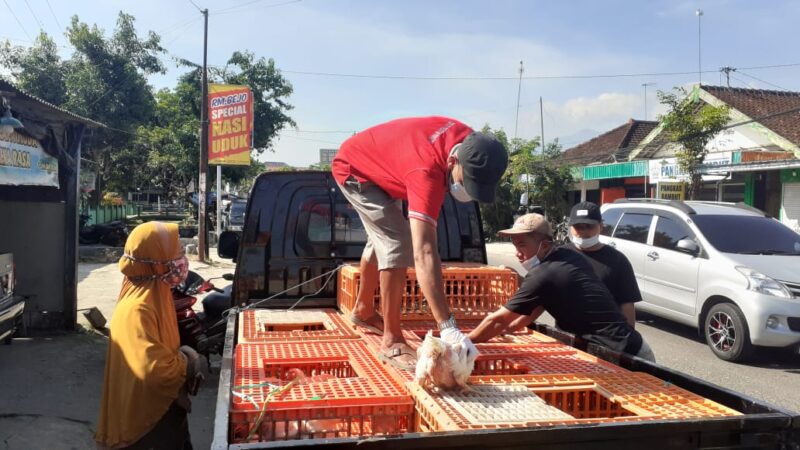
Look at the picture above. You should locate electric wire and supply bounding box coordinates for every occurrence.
[2,0,33,41]
[215,0,301,15]
[44,0,62,31]
[736,70,789,91]
[22,0,45,31]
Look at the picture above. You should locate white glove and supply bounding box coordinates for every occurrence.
[440,327,479,364]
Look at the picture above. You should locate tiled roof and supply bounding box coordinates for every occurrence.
[634,86,800,159]
[703,85,800,145]
[559,119,658,166]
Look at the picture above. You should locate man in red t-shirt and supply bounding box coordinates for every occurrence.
[332,116,508,370]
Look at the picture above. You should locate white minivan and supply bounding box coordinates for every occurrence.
[600,199,800,362]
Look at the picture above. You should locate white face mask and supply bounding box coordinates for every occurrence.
[449,176,473,203]
[521,255,540,271]
[520,240,545,271]
[571,234,601,249]
[448,144,473,203]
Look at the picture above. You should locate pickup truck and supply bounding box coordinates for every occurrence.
[212,171,800,449]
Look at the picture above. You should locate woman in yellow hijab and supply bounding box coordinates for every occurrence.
[95,222,200,449]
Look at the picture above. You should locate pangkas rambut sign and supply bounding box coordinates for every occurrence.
[208,84,253,166]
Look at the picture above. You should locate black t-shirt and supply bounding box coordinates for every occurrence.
[565,243,643,307]
[504,247,643,354]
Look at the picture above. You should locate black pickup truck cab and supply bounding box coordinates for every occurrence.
[213,171,800,450]
[218,171,486,308]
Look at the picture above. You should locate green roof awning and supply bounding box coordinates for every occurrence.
[582,160,649,180]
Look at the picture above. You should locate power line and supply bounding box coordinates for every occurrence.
[279,64,800,82]
[2,0,33,40]
[215,0,301,15]
[22,0,45,31]
[736,70,789,91]
[187,0,204,13]
[163,17,203,46]
[738,62,800,71]
[44,0,62,30]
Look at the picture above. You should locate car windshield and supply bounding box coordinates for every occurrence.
[692,215,800,255]
[231,202,246,216]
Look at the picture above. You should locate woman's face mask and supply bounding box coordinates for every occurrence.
[162,255,189,288]
[123,253,189,287]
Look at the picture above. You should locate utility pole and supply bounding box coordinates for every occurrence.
[696,9,703,86]
[642,82,655,120]
[720,66,736,87]
[539,96,545,156]
[514,61,523,141]
[514,61,529,212]
[198,8,210,262]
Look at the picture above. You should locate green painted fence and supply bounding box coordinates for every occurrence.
[88,204,140,225]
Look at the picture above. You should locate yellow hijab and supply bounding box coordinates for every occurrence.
[95,222,188,449]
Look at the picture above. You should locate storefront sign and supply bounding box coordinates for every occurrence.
[208,84,253,166]
[0,132,58,187]
[648,152,731,183]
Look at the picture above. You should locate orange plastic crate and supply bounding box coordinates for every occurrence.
[230,341,413,443]
[410,381,658,432]
[588,372,742,418]
[337,263,518,320]
[237,309,360,344]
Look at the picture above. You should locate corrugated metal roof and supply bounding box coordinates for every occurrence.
[0,77,105,128]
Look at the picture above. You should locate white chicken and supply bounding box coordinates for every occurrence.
[415,331,474,393]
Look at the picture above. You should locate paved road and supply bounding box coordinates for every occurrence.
[486,242,800,414]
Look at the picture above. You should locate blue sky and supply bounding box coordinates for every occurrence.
[2,0,799,166]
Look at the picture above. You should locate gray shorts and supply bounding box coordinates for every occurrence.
[338,178,414,270]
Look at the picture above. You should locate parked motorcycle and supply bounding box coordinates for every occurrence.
[172,271,233,362]
[79,214,129,247]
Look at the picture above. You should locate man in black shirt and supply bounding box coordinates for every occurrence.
[468,213,655,361]
[566,202,641,327]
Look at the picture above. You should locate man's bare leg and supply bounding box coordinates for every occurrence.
[379,267,416,367]
[351,253,383,331]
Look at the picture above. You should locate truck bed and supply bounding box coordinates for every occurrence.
[211,313,800,450]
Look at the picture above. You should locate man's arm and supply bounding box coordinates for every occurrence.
[410,219,450,323]
[620,303,636,328]
[468,307,526,343]
[504,306,545,333]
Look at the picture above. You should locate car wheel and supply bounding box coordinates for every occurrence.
[704,303,753,362]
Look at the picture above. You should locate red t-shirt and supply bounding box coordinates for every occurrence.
[332,117,473,226]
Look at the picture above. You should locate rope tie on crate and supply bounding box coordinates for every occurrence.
[234,374,303,441]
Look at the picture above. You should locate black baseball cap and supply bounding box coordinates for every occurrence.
[569,201,602,226]
[457,131,509,203]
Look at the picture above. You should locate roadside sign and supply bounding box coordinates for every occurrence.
[208,84,253,166]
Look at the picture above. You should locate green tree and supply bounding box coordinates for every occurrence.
[658,87,730,199]
[478,126,574,238]
[1,13,165,200]
[478,126,518,238]
[0,33,68,106]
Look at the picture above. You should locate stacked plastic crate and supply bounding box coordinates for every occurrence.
[337,263,742,433]
[229,309,414,444]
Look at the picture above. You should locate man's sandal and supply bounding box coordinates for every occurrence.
[378,343,417,371]
[349,313,384,335]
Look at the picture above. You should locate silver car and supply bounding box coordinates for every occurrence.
[599,199,800,362]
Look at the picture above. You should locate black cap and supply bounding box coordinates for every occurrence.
[569,202,602,225]
[457,131,509,203]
